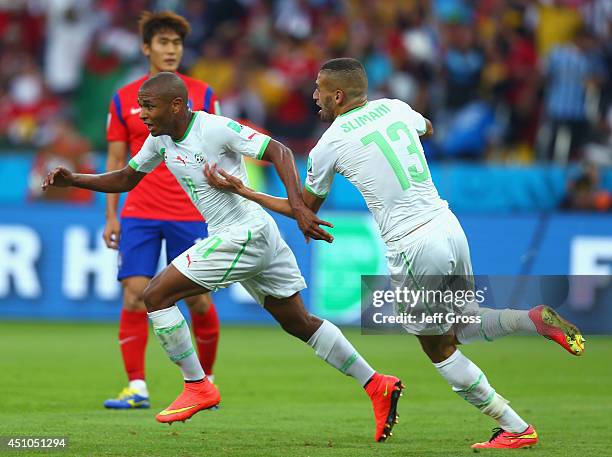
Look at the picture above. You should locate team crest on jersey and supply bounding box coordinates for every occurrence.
[195,153,204,164]
[227,120,243,133]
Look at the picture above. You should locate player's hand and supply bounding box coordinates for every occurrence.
[42,167,74,190]
[103,216,121,249]
[204,163,246,195]
[293,204,334,244]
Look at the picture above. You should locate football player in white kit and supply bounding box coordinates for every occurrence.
[42,72,404,442]
[204,58,586,450]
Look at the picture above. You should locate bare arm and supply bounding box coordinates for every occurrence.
[421,118,434,138]
[259,139,306,215]
[105,142,128,213]
[103,141,128,248]
[204,164,333,242]
[261,139,333,242]
[42,164,145,193]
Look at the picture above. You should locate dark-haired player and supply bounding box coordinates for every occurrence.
[103,11,220,410]
[44,72,404,442]
[205,57,586,450]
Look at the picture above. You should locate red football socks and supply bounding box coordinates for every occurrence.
[118,308,149,381]
[190,303,220,376]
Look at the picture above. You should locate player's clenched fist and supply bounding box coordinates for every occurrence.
[42,167,75,190]
[103,216,121,249]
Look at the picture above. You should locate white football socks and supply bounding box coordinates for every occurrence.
[434,349,528,433]
[456,308,537,344]
[307,319,375,386]
[128,379,149,397]
[148,305,205,381]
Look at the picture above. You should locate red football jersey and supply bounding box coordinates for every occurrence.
[107,73,218,221]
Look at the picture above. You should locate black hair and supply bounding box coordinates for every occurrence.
[138,10,190,45]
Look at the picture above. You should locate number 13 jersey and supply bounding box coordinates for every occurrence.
[305,98,448,244]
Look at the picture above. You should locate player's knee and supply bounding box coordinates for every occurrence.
[185,293,211,314]
[121,277,151,309]
[142,281,167,312]
[122,284,147,311]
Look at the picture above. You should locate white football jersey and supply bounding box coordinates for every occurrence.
[305,98,448,244]
[129,111,270,233]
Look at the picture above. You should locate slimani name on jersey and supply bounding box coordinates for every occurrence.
[305,98,448,244]
[340,103,392,133]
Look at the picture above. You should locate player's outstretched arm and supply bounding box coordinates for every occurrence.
[259,139,310,212]
[204,164,334,243]
[259,139,334,242]
[104,141,128,249]
[42,165,146,194]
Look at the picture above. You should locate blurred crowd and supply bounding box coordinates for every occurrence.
[1,0,611,171]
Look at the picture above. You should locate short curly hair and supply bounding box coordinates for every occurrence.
[138,11,191,45]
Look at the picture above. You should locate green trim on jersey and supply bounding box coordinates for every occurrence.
[257,136,271,160]
[338,101,369,118]
[305,183,328,199]
[218,230,252,286]
[128,159,139,171]
[174,112,198,143]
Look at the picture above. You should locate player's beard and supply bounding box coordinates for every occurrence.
[319,96,335,122]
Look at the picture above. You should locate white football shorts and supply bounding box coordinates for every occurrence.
[172,213,306,305]
[386,209,479,335]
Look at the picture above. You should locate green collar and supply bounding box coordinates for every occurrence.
[174,111,197,143]
[338,101,369,118]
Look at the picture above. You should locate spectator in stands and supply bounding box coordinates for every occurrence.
[43,0,101,96]
[0,0,609,164]
[28,119,95,203]
[0,56,62,146]
[561,162,611,211]
[442,23,483,110]
[535,0,583,58]
[539,27,604,162]
[584,104,612,167]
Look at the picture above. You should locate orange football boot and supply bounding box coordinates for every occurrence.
[156,378,220,424]
[529,305,585,356]
[471,425,538,449]
[365,373,404,442]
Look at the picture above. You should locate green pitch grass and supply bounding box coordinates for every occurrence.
[1,322,610,457]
